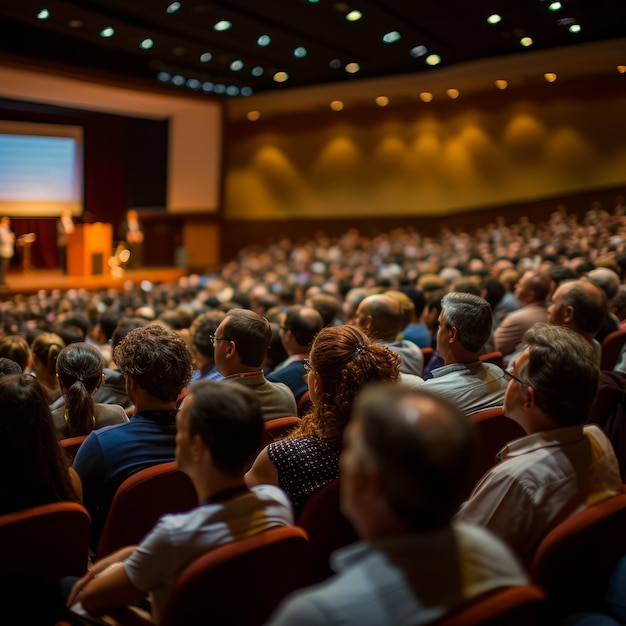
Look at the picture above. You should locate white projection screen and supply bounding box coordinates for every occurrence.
[0,120,83,217]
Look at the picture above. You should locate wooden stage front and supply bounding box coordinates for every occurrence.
[0,266,188,300]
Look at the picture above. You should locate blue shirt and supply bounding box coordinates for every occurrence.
[73,410,178,547]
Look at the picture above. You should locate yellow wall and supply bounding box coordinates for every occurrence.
[225,79,626,221]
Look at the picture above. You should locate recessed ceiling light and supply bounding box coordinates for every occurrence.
[68,20,82,28]
[495,79,508,90]
[446,88,460,99]
[257,34,271,47]
[213,20,232,32]
[241,86,253,96]
[345,62,360,74]
[487,14,501,25]
[140,38,154,50]
[230,60,244,71]
[157,72,171,82]
[420,92,433,103]
[273,71,289,83]
[100,27,115,38]
[520,36,533,47]
[569,24,581,33]
[382,31,401,44]
[226,86,240,96]
[247,111,261,121]
[346,10,362,21]
[37,9,50,20]
[375,96,389,107]
[549,2,562,10]
[172,74,185,86]
[544,72,557,82]
[426,54,441,66]
[214,84,226,94]
[294,46,307,58]
[200,52,212,63]
[330,100,344,111]
[187,79,201,90]
[166,2,181,13]
[202,81,214,92]
[251,66,264,77]
[618,65,626,74]
[329,59,342,69]
[410,45,428,58]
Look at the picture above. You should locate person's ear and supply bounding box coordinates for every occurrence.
[448,325,458,343]
[562,305,575,325]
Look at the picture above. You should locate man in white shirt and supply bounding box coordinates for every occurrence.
[456,323,622,565]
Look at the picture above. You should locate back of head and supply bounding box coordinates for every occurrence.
[440,292,492,352]
[384,290,418,328]
[186,381,264,476]
[0,335,31,371]
[301,325,400,439]
[0,356,22,376]
[0,374,75,512]
[525,271,552,303]
[224,308,272,368]
[562,279,608,335]
[587,267,621,301]
[111,316,150,353]
[113,323,193,403]
[190,310,226,358]
[521,323,599,426]
[358,294,403,340]
[31,332,66,376]
[57,342,106,436]
[307,292,342,327]
[284,305,324,347]
[353,382,474,531]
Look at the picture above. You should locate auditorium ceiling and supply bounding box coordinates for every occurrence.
[0,0,625,117]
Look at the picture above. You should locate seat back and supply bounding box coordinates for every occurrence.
[160,526,311,626]
[60,434,88,462]
[529,492,626,621]
[0,501,90,620]
[96,461,197,559]
[297,389,312,417]
[601,328,626,371]
[296,478,358,585]
[434,584,546,626]
[460,408,525,500]
[262,415,301,447]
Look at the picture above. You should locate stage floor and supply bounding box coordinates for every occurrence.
[0,266,188,300]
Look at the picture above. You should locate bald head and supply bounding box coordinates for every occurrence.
[354,294,403,340]
[281,305,324,352]
[548,279,608,339]
[345,383,474,534]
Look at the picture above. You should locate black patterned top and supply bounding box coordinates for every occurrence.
[267,436,342,516]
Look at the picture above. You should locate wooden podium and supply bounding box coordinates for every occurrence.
[66,223,113,276]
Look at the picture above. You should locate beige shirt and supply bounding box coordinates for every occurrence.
[456,424,623,564]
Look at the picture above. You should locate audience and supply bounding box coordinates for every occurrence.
[493,269,551,362]
[422,292,508,415]
[30,331,66,406]
[187,310,225,386]
[353,293,424,377]
[246,324,400,515]
[456,323,622,564]
[65,381,293,624]
[51,342,128,439]
[0,373,82,515]
[267,383,528,625]
[213,308,298,420]
[0,334,31,371]
[267,305,325,403]
[73,323,193,548]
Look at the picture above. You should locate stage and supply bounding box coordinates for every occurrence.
[0,266,188,300]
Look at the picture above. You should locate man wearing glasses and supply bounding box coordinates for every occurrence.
[456,323,622,565]
[212,308,298,421]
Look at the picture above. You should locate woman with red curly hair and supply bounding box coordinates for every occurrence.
[246,324,400,514]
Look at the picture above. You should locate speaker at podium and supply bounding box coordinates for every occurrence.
[66,223,113,276]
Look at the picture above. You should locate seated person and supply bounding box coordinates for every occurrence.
[267,305,324,402]
[267,383,528,625]
[246,324,400,515]
[423,292,508,415]
[73,323,193,548]
[456,323,623,565]
[213,308,297,420]
[65,381,293,624]
[52,342,128,439]
[187,310,225,386]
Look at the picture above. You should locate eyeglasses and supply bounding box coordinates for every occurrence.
[209,334,233,348]
[502,367,526,387]
[303,358,312,373]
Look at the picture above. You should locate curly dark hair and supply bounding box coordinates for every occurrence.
[292,324,400,439]
[190,310,226,359]
[113,323,193,403]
